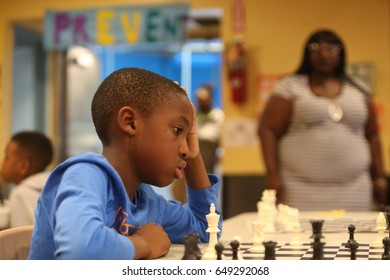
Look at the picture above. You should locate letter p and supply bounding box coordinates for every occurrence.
[54,13,71,44]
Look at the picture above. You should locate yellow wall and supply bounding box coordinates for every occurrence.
[0,0,4,141]
[1,0,389,175]
[223,0,390,175]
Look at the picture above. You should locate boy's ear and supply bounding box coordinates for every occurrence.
[19,157,31,177]
[117,106,137,135]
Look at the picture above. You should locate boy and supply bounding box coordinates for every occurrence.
[0,131,53,227]
[28,68,222,260]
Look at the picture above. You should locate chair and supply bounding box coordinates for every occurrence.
[0,225,34,259]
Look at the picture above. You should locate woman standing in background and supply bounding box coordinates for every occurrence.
[258,29,388,211]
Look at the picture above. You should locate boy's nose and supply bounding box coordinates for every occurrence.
[179,141,190,159]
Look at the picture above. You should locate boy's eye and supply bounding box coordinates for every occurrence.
[173,127,183,135]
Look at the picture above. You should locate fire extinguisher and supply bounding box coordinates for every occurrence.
[227,37,246,104]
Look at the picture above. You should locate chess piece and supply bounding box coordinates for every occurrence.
[230,239,240,260]
[276,204,289,227]
[215,242,224,260]
[249,220,265,252]
[374,212,386,247]
[263,241,277,260]
[290,222,303,247]
[382,237,390,260]
[348,240,359,260]
[345,224,356,248]
[310,220,325,242]
[232,235,244,260]
[284,207,300,232]
[257,189,277,233]
[202,203,221,260]
[182,232,202,260]
[311,240,325,260]
[384,211,390,239]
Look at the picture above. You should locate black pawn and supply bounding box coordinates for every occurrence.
[345,224,356,248]
[310,220,325,241]
[263,241,277,260]
[384,212,390,238]
[215,242,224,260]
[348,240,359,260]
[382,237,390,260]
[230,239,240,260]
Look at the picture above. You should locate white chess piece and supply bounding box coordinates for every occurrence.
[373,212,387,247]
[249,220,265,252]
[276,204,289,226]
[257,197,276,233]
[285,208,300,232]
[202,203,222,260]
[290,222,304,247]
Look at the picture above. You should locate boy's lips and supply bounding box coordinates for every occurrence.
[175,161,187,179]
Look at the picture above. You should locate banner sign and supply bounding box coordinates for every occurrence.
[44,4,189,50]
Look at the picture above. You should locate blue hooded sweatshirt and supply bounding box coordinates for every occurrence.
[28,153,222,259]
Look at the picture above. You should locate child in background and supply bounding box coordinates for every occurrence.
[0,131,53,228]
[28,68,222,260]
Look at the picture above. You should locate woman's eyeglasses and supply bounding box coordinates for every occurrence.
[308,42,342,55]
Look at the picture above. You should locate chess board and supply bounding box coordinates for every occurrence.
[293,218,377,233]
[221,242,384,260]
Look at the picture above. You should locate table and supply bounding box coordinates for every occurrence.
[161,211,386,260]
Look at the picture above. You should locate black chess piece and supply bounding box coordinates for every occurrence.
[311,239,325,260]
[348,240,359,260]
[230,239,240,260]
[263,241,277,260]
[384,211,390,239]
[215,242,224,260]
[182,232,202,260]
[310,220,325,242]
[382,237,390,260]
[345,224,356,248]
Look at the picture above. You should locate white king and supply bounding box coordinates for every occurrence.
[203,203,221,260]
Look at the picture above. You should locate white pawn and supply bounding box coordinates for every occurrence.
[373,212,387,247]
[202,203,221,260]
[290,222,303,247]
[276,204,289,226]
[257,201,276,233]
[284,207,300,232]
[249,220,265,252]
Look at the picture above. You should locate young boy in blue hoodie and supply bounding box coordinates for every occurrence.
[28,68,222,260]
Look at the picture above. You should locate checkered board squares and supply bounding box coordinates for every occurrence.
[222,242,384,260]
[279,218,377,233]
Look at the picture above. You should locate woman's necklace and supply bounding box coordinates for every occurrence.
[310,76,343,122]
[327,101,343,122]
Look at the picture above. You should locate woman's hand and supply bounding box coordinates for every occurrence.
[265,174,285,204]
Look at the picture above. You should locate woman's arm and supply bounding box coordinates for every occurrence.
[258,95,292,202]
[365,101,388,204]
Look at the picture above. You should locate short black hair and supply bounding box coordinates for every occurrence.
[91,68,187,144]
[295,29,369,96]
[12,131,53,172]
[196,83,214,99]
[295,29,346,77]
